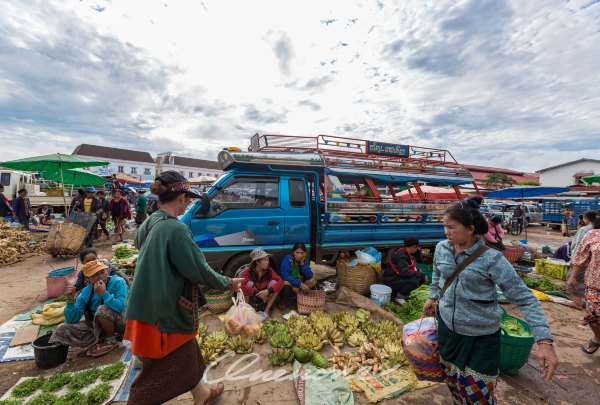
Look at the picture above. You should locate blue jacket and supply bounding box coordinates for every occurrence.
[429,239,553,341]
[64,276,128,324]
[279,253,313,288]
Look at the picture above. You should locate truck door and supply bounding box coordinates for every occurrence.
[189,176,285,250]
[282,177,310,246]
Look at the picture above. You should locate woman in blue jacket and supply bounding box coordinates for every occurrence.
[279,243,317,300]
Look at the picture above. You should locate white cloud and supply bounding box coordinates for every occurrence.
[0,0,599,173]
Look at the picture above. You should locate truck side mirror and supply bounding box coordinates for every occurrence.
[200,192,210,215]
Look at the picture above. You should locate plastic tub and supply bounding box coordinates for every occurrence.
[370,284,392,305]
[32,333,69,369]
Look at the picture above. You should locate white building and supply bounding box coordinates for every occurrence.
[72,144,156,182]
[155,152,223,180]
[538,158,600,187]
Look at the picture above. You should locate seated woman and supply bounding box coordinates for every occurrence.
[279,243,317,300]
[240,248,283,318]
[382,237,428,299]
[483,216,505,250]
[74,247,131,292]
[36,203,54,225]
[49,260,129,357]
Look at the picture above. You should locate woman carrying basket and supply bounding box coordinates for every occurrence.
[124,171,243,405]
[109,190,130,243]
[422,200,558,404]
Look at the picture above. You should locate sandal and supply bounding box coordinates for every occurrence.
[87,341,119,358]
[581,339,600,355]
[204,382,224,405]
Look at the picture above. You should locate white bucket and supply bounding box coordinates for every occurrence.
[370,284,392,305]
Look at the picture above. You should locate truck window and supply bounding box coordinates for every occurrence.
[289,179,306,208]
[0,173,10,187]
[205,178,279,216]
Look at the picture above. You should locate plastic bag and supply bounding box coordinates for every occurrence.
[223,292,262,338]
[402,317,438,358]
[355,247,382,265]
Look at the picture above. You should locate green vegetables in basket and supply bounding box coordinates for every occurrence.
[86,382,111,405]
[501,317,532,337]
[42,373,72,392]
[100,361,127,382]
[384,285,429,323]
[55,391,88,405]
[12,376,45,398]
[114,246,134,259]
[68,367,100,390]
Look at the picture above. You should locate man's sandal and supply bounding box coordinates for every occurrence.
[581,339,600,355]
[204,382,224,405]
[87,341,119,358]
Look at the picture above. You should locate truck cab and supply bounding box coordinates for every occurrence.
[0,170,35,201]
[180,134,477,276]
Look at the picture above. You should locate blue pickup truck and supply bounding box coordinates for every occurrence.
[180,134,477,276]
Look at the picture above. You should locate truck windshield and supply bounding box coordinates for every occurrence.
[204,178,279,216]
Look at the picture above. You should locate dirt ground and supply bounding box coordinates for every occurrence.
[1,225,599,404]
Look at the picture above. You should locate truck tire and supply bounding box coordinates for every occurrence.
[223,252,251,278]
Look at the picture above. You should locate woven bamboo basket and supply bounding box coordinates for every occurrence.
[297,289,326,314]
[336,260,377,296]
[205,290,233,314]
[46,223,87,256]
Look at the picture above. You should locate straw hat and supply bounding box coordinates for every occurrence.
[250,248,272,263]
[81,260,108,277]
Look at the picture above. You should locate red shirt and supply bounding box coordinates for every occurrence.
[571,229,600,290]
[241,267,284,296]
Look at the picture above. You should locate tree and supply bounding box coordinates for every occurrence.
[484,173,516,189]
[519,180,540,186]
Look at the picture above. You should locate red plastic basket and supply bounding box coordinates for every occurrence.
[502,246,525,264]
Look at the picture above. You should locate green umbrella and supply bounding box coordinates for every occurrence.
[40,168,107,186]
[582,175,600,185]
[0,153,109,212]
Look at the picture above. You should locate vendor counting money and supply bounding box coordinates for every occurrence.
[49,259,129,357]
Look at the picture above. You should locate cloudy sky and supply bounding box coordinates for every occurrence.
[1,0,599,172]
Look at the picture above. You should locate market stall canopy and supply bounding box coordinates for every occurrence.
[581,175,600,185]
[0,153,109,212]
[485,186,570,199]
[40,168,106,186]
[397,185,468,201]
[114,173,145,186]
[188,175,216,185]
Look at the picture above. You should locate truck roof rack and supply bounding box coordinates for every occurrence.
[248,133,473,182]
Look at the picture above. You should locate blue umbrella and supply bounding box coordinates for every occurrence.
[485,186,569,199]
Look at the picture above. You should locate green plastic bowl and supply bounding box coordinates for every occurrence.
[499,309,535,375]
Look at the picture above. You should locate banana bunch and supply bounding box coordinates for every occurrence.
[269,331,294,349]
[325,326,344,347]
[296,331,325,351]
[203,330,229,353]
[252,328,267,344]
[343,325,359,339]
[335,312,359,331]
[263,320,289,338]
[360,321,379,340]
[355,309,370,326]
[201,345,221,366]
[311,352,329,369]
[311,317,335,340]
[347,330,368,348]
[307,311,333,326]
[228,335,255,354]
[286,316,314,339]
[380,342,406,367]
[269,348,295,366]
[197,322,208,342]
[293,346,314,363]
[377,320,401,341]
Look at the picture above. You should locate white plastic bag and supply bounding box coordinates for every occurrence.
[223,292,262,338]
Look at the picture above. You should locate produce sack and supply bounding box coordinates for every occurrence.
[223,292,262,338]
[31,302,66,326]
[401,317,443,382]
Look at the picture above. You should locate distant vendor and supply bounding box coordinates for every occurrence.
[279,243,318,300]
[382,237,428,299]
[50,260,129,357]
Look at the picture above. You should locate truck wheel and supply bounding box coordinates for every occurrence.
[223,253,251,278]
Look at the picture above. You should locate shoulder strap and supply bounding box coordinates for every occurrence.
[139,215,170,248]
[439,245,489,300]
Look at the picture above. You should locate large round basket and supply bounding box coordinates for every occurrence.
[297,289,326,314]
[502,246,525,264]
[46,223,87,256]
[205,290,233,314]
[336,260,376,296]
[499,310,534,375]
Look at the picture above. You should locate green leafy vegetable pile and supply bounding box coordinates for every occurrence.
[501,317,532,337]
[42,373,72,393]
[113,246,134,259]
[12,377,45,398]
[521,276,564,292]
[86,383,111,405]
[384,285,429,323]
[25,392,57,405]
[54,391,87,405]
[68,368,100,391]
[0,399,21,405]
[100,361,126,382]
